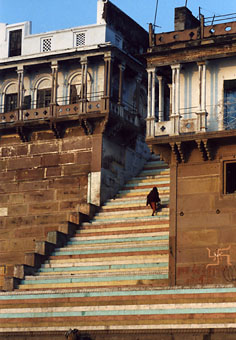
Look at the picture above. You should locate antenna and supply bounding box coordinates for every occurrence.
[185,0,188,7]
[199,6,201,19]
[153,0,159,33]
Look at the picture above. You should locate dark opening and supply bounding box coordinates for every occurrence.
[4,93,17,112]
[70,85,80,104]
[23,95,31,110]
[224,79,236,129]
[37,89,51,108]
[225,162,236,194]
[9,30,22,57]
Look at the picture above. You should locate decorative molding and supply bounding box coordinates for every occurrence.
[196,138,213,161]
[16,126,31,142]
[50,121,66,139]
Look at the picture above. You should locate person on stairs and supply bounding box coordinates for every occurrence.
[146,187,161,216]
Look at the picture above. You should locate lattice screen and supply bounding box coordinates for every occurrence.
[42,38,52,52]
[76,33,86,46]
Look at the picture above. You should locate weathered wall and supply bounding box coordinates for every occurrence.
[0,127,102,270]
[101,135,150,203]
[0,329,236,340]
[174,139,236,285]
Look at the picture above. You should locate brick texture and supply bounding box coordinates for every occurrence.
[0,130,102,274]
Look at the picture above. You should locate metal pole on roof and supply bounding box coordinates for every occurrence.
[153,0,159,33]
[185,0,188,7]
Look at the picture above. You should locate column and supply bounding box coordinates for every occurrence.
[151,68,156,120]
[147,69,152,119]
[168,84,172,121]
[51,61,58,116]
[197,61,207,132]
[171,64,181,134]
[157,75,164,122]
[80,57,88,113]
[135,73,142,116]
[103,53,113,111]
[171,67,176,115]
[103,53,113,98]
[146,67,156,137]
[118,63,126,105]
[17,65,24,120]
[80,57,88,100]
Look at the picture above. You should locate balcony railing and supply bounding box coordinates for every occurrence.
[0,92,106,125]
[152,110,207,137]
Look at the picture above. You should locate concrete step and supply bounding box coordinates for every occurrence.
[44,254,169,266]
[16,156,170,294]
[39,262,169,274]
[69,231,169,242]
[18,273,169,290]
[93,208,169,219]
[85,215,169,225]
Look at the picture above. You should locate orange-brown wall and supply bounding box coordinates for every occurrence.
[173,140,236,286]
[0,127,102,270]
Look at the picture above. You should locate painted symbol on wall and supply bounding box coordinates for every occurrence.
[206,246,232,269]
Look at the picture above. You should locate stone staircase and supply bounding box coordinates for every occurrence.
[1,157,236,337]
[17,156,170,291]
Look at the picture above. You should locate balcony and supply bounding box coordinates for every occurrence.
[0,92,106,126]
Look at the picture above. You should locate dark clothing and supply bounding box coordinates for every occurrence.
[146,187,161,216]
[146,187,160,206]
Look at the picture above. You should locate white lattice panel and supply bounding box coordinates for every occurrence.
[76,33,85,46]
[42,38,52,52]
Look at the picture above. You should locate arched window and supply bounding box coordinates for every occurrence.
[69,73,82,104]
[36,78,51,108]
[68,71,92,103]
[4,83,18,112]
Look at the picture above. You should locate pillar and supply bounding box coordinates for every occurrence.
[170,64,181,134]
[157,75,164,122]
[103,53,113,98]
[135,73,142,116]
[103,53,113,111]
[17,65,24,120]
[196,61,207,132]
[51,61,58,116]
[168,84,172,121]
[118,62,126,105]
[146,67,156,137]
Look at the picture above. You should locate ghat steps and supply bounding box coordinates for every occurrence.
[17,156,170,291]
[0,157,236,335]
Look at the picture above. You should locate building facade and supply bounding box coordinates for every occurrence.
[0,0,149,289]
[146,7,236,286]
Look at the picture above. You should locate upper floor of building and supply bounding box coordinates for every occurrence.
[0,0,147,62]
[0,0,148,140]
[145,7,236,139]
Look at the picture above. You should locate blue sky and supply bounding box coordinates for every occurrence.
[0,0,236,34]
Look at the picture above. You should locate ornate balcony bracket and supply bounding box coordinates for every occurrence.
[170,142,186,163]
[81,118,94,135]
[16,126,31,142]
[196,138,213,161]
[50,121,66,139]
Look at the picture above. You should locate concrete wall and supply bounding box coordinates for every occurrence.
[0,128,102,268]
[101,135,150,203]
[173,139,236,285]
[179,57,236,132]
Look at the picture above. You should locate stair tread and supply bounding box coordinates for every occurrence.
[16,157,170,293]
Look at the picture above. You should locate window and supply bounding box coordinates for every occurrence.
[23,95,31,110]
[224,80,236,130]
[37,89,51,108]
[4,93,17,112]
[9,30,22,57]
[42,38,52,52]
[75,33,85,47]
[70,85,80,104]
[224,161,236,194]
